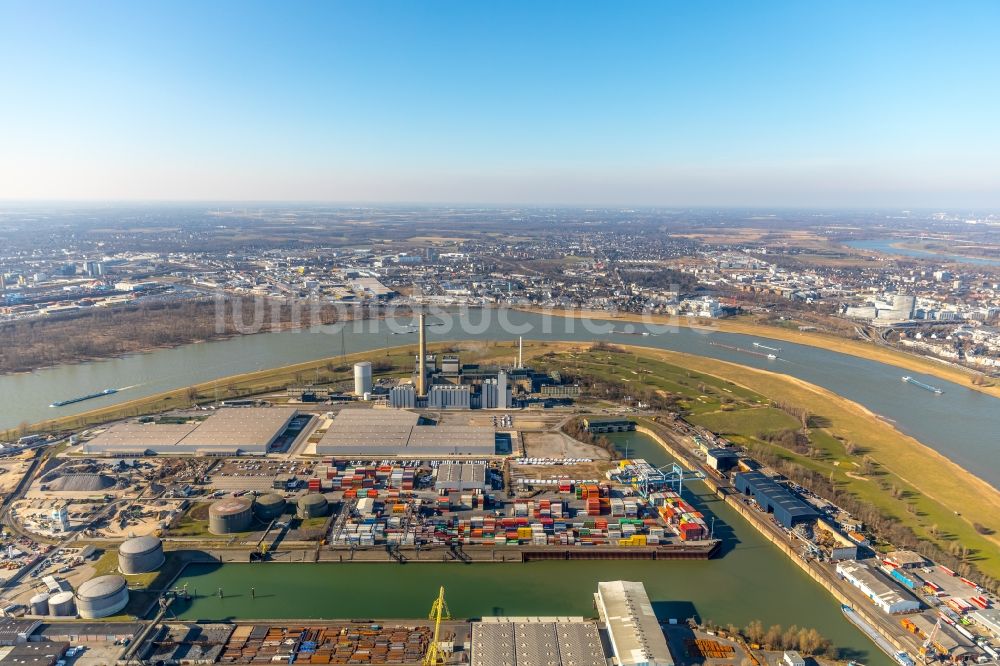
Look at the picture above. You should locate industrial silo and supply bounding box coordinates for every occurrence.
[29,592,50,616]
[208,497,253,535]
[48,591,76,617]
[354,361,373,395]
[118,535,165,574]
[253,493,286,522]
[296,493,328,519]
[76,575,129,618]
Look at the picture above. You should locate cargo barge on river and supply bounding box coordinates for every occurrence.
[49,388,118,408]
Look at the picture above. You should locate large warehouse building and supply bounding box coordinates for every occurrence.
[595,580,674,666]
[734,471,819,528]
[471,619,605,666]
[317,409,499,457]
[835,561,921,614]
[83,408,299,456]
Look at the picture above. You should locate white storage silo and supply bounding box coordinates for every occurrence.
[354,362,373,396]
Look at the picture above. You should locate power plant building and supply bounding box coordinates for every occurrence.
[428,385,472,409]
[389,384,416,408]
[82,408,298,456]
[481,370,511,409]
[117,535,165,574]
[595,580,674,666]
[75,575,129,619]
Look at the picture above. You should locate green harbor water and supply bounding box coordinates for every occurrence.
[167,432,890,666]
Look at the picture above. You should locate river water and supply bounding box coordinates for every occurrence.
[167,431,889,665]
[3,310,997,488]
[845,238,1000,267]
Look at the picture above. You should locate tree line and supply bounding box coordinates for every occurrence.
[0,297,385,374]
[700,619,836,658]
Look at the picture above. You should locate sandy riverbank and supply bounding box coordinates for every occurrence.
[513,306,1000,400]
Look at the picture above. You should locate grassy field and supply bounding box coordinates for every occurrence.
[565,344,1000,579]
[688,407,801,439]
[514,306,1000,399]
[535,345,999,579]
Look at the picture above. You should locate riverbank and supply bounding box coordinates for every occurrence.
[610,343,1000,579]
[3,339,539,439]
[15,337,999,579]
[512,306,1000,400]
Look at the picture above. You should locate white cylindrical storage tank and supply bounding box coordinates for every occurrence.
[118,535,165,574]
[76,575,129,619]
[48,591,76,617]
[208,497,253,535]
[354,362,372,395]
[30,592,50,616]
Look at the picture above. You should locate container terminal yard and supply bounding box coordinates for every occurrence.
[0,349,997,666]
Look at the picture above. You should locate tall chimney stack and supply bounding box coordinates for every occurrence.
[518,336,523,368]
[417,312,427,396]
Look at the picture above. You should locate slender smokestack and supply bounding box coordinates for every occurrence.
[418,312,427,396]
[518,336,523,368]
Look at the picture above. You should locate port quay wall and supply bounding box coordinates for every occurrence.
[635,425,910,656]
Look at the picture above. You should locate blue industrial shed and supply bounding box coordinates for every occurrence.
[734,471,818,528]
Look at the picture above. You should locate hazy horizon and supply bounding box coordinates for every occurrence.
[2,1,999,207]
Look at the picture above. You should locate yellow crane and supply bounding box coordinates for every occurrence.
[423,586,451,666]
[919,618,942,663]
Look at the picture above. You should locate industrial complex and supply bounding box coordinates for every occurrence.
[82,408,303,456]
[0,318,995,666]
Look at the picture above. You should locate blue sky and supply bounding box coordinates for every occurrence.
[1,1,999,206]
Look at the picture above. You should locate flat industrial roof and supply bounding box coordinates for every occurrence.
[736,471,818,520]
[471,621,604,666]
[437,462,487,485]
[597,580,673,666]
[83,408,297,455]
[317,410,497,456]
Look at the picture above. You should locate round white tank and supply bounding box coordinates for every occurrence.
[30,592,50,616]
[118,535,165,574]
[354,362,373,395]
[48,591,76,617]
[76,574,129,619]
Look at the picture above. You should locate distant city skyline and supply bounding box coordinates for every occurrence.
[1,1,999,207]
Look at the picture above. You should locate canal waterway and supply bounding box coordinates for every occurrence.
[3,310,998,488]
[845,238,1000,267]
[167,431,890,666]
